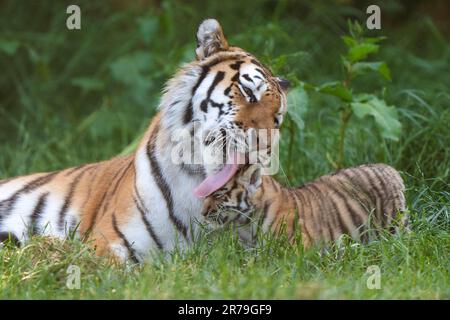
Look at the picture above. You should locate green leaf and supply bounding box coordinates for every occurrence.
[109,51,153,106]
[352,61,391,80]
[71,78,105,91]
[299,81,316,91]
[347,43,379,62]
[347,20,364,38]
[137,16,159,45]
[342,35,357,48]
[109,51,151,85]
[317,81,352,102]
[364,36,387,44]
[351,96,401,140]
[287,86,308,130]
[0,39,20,55]
[270,51,309,74]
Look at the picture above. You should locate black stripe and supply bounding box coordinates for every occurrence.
[183,102,194,124]
[90,159,134,231]
[286,190,299,238]
[369,167,390,224]
[85,163,128,234]
[291,189,313,244]
[341,169,379,231]
[231,72,240,82]
[147,126,188,239]
[302,185,324,239]
[270,178,279,192]
[58,166,94,231]
[85,189,108,234]
[224,86,232,96]
[112,213,139,263]
[315,182,351,236]
[378,166,404,222]
[331,181,365,229]
[369,166,388,196]
[321,181,364,236]
[341,170,377,209]
[288,207,300,242]
[200,71,225,113]
[357,167,385,225]
[134,196,163,250]
[204,54,242,69]
[30,192,49,235]
[309,184,334,241]
[229,60,244,70]
[242,74,254,83]
[329,195,351,237]
[250,58,273,77]
[209,99,226,116]
[73,164,100,233]
[64,164,88,176]
[0,171,58,218]
[250,59,264,68]
[260,200,270,225]
[239,79,257,103]
[254,68,267,78]
[335,173,374,229]
[79,165,100,217]
[235,191,244,205]
[183,66,210,124]
[0,232,20,246]
[168,100,181,109]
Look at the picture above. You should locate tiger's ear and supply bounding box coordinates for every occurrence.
[276,77,291,91]
[196,19,229,60]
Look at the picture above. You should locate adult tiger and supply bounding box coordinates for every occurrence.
[202,164,409,247]
[0,19,289,262]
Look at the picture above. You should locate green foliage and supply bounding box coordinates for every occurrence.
[351,94,401,140]
[351,61,391,80]
[316,81,353,102]
[287,20,402,168]
[287,87,308,130]
[0,39,21,55]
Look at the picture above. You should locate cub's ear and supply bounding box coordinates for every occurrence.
[196,19,229,60]
[239,165,262,194]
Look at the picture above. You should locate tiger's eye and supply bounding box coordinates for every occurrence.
[243,87,252,96]
[242,86,256,103]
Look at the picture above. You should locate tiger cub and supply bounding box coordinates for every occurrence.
[202,164,408,247]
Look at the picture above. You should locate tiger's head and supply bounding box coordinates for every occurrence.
[201,164,263,226]
[160,19,289,197]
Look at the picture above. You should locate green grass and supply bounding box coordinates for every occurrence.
[0,0,449,299]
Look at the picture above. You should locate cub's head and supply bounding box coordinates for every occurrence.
[162,19,289,197]
[202,164,262,226]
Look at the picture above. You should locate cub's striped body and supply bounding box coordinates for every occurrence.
[0,19,288,262]
[203,164,408,247]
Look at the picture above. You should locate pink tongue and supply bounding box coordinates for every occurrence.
[193,153,240,198]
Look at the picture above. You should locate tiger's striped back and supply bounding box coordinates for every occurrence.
[0,156,135,249]
[203,164,408,248]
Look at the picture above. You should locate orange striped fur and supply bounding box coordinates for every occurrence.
[0,19,289,262]
[203,164,409,248]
